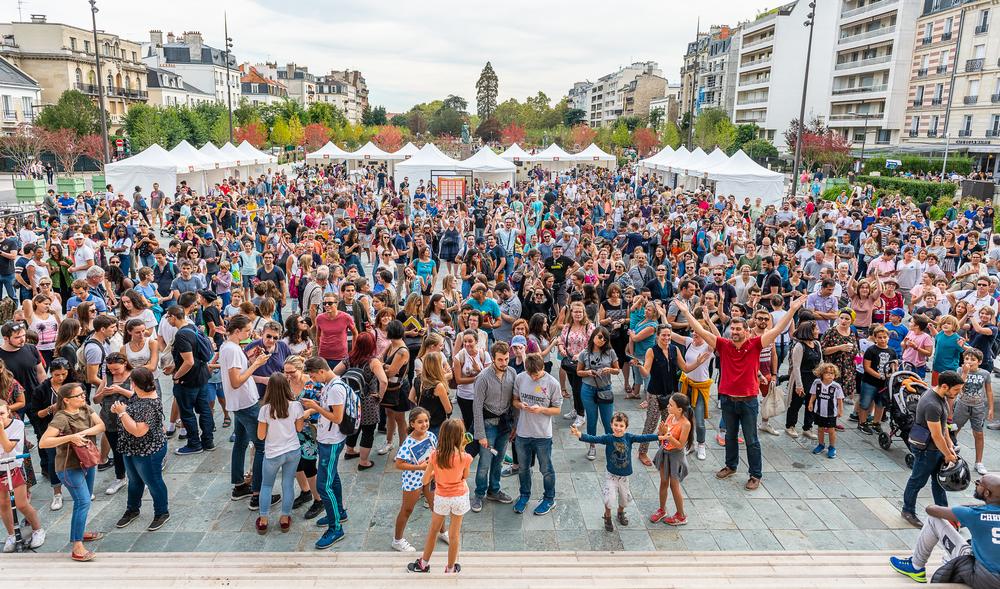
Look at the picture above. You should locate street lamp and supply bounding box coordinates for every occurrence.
[789,1,816,197]
[223,12,234,143]
[89,0,110,164]
[941,131,951,178]
[858,110,875,173]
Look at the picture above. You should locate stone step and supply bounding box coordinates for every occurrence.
[3,551,959,588]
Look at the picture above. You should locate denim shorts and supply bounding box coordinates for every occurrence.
[858,381,887,409]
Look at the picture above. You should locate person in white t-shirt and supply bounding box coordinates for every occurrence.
[69,234,95,280]
[303,356,348,550]
[254,373,309,534]
[0,401,45,551]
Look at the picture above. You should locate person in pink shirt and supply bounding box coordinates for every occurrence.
[901,314,934,379]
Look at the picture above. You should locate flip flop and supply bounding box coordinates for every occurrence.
[638,454,653,467]
[71,550,95,562]
[82,532,103,542]
[561,389,571,399]
[222,416,232,428]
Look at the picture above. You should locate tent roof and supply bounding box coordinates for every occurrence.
[394,143,464,169]
[655,146,689,172]
[639,145,674,169]
[701,148,730,171]
[572,143,616,162]
[462,147,516,172]
[705,149,784,180]
[530,143,573,161]
[168,140,215,171]
[346,141,404,160]
[198,142,236,167]
[394,142,422,158]
[219,142,248,164]
[499,143,532,161]
[306,141,350,160]
[106,144,189,174]
[237,140,277,164]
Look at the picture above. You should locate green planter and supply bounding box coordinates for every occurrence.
[91,175,106,192]
[56,176,85,195]
[14,179,46,203]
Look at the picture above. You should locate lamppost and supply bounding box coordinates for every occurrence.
[941,131,951,178]
[858,110,875,173]
[89,0,110,164]
[789,1,816,197]
[223,13,234,143]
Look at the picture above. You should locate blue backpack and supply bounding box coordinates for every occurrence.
[179,325,214,363]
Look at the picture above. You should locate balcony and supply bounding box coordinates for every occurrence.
[993,94,1000,103]
[827,112,885,125]
[966,58,985,72]
[840,25,897,44]
[841,0,898,20]
[958,129,972,137]
[920,36,933,45]
[917,68,928,77]
[936,65,949,74]
[2,110,15,121]
[975,23,989,34]
[737,95,769,106]
[913,99,923,107]
[941,31,953,41]
[114,88,148,100]
[987,130,1000,137]
[835,53,893,70]
[739,75,771,86]
[831,84,888,95]
[742,36,774,50]
[927,130,938,137]
[740,57,772,71]
[964,95,979,105]
[931,97,943,105]
[74,82,99,95]
[908,129,919,137]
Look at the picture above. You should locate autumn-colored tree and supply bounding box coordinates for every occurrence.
[500,122,526,146]
[39,128,90,173]
[270,118,291,146]
[0,124,47,176]
[302,122,331,150]
[373,125,404,152]
[234,122,268,149]
[632,127,659,156]
[288,117,305,147]
[80,134,107,164]
[570,124,597,149]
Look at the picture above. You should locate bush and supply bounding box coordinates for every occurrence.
[861,154,973,176]
[856,175,957,203]
[821,186,844,201]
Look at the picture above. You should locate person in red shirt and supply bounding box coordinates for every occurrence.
[673,293,807,491]
[314,292,357,368]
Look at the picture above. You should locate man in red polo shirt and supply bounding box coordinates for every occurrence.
[673,293,808,490]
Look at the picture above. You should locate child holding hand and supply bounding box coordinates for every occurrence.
[392,408,444,553]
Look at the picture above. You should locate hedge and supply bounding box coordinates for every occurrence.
[856,175,957,202]
[861,154,973,176]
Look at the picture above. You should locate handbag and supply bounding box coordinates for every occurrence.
[759,379,787,420]
[594,386,614,404]
[559,329,578,374]
[67,435,102,469]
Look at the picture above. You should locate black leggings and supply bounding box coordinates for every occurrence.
[105,429,126,480]
[346,422,377,449]
[785,390,815,431]
[456,397,479,458]
[565,366,584,416]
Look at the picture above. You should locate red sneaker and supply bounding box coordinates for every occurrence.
[649,508,667,523]
[664,513,688,526]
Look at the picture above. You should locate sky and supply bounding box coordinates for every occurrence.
[12,0,772,112]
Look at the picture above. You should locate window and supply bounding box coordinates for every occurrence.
[978,8,990,28]
[69,37,77,51]
[962,114,972,132]
[991,114,1000,133]
[916,86,925,104]
[853,131,866,142]
[924,22,933,38]
[969,79,980,97]
[106,73,113,91]
[21,96,32,121]
[910,116,920,133]
[921,54,929,69]
[877,129,891,143]
[74,68,82,85]
[103,43,109,56]
[944,17,953,35]
[84,39,90,53]
[131,51,136,62]
[974,44,986,59]
[2,95,13,119]
[940,49,949,66]
[124,77,130,91]
[930,115,939,133]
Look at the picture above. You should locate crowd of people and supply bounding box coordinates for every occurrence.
[0,159,996,583]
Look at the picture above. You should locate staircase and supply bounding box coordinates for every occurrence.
[2,551,959,588]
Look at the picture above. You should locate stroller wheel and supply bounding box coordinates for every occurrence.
[878,432,891,450]
[905,453,915,469]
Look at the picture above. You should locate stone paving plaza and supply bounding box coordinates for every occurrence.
[25,371,997,554]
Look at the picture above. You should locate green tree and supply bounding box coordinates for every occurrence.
[179,107,210,146]
[208,114,230,146]
[714,118,737,153]
[616,115,644,132]
[307,102,347,129]
[610,124,631,149]
[122,103,163,152]
[742,138,779,161]
[233,98,261,127]
[271,117,291,146]
[159,107,189,148]
[730,123,759,155]
[390,114,407,127]
[406,109,429,136]
[429,107,464,136]
[362,105,387,126]
[442,95,468,114]
[693,108,730,150]
[35,90,102,136]
[662,121,682,149]
[287,116,304,146]
[563,108,586,127]
[275,99,306,125]
[475,61,499,120]
[648,108,665,130]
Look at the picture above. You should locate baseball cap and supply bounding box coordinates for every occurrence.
[72,232,85,239]
[511,335,527,348]
[889,308,905,317]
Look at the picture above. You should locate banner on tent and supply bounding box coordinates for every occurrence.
[438,177,465,199]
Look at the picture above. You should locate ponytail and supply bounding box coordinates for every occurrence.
[669,392,696,451]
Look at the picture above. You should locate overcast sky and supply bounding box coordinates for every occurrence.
[13,0,771,112]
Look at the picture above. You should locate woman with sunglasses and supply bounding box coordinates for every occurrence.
[39,382,106,562]
[21,294,58,366]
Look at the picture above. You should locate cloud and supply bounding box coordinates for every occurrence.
[19,0,767,111]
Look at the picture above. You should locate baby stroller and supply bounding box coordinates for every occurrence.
[878,367,927,468]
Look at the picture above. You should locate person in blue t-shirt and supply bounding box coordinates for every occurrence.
[884,309,908,357]
[890,474,1000,586]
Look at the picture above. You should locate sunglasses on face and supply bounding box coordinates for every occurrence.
[323,301,335,307]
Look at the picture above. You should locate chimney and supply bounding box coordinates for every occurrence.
[149,30,163,46]
[29,14,46,24]
[166,32,175,44]
[183,31,203,61]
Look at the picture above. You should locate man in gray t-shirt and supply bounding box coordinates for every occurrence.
[512,354,562,516]
[493,283,522,343]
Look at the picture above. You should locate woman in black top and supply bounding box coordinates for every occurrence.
[110,366,169,531]
[785,321,821,439]
[634,325,672,466]
[30,358,72,508]
[598,283,631,393]
[415,351,452,437]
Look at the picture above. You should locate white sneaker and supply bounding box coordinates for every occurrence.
[975,463,988,475]
[759,423,780,436]
[786,427,800,438]
[50,493,63,511]
[29,528,45,549]
[696,444,706,461]
[572,415,586,429]
[2,535,14,553]
[105,478,127,495]
[438,531,450,545]
[563,410,578,421]
[377,441,394,456]
[803,430,818,440]
[391,537,416,552]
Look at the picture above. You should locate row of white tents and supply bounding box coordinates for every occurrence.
[105,140,277,195]
[637,145,785,204]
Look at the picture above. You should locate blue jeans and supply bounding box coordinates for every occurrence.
[474,418,511,497]
[903,446,948,515]
[721,396,763,479]
[581,383,614,437]
[231,403,264,490]
[515,436,555,501]
[123,444,169,516]
[317,441,345,531]
[173,382,214,450]
[0,274,15,301]
[259,448,299,517]
[59,466,95,542]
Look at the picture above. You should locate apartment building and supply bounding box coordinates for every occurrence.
[0,15,147,130]
[566,61,664,127]
[273,63,316,106]
[902,0,999,172]
[733,1,838,150]
[0,55,41,132]
[701,26,740,116]
[316,69,368,124]
[648,83,682,125]
[143,30,240,108]
[827,0,922,150]
[239,63,288,106]
[146,66,214,108]
[680,32,709,125]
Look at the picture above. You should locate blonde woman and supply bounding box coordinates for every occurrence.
[416,351,453,437]
[559,301,594,428]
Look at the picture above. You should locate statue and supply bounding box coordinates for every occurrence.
[461,123,471,144]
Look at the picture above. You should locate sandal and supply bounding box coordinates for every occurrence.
[561,389,571,399]
[71,550,96,562]
[222,416,232,428]
[639,400,649,409]
[638,453,653,467]
[82,532,103,542]
[358,462,376,471]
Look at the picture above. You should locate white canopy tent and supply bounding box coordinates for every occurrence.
[704,149,785,205]
[345,141,405,161]
[169,140,226,192]
[528,143,574,171]
[238,140,278,167]
[106,144,207,196]
[218,143,252,178]
[461,147,516,185]
[394,142,422,159]
[393,143,466,190]
[571,143,616,168]
[638,146,674,172]
[199,142,236,169]
[499,143,532,162]
[305,141,350,163]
